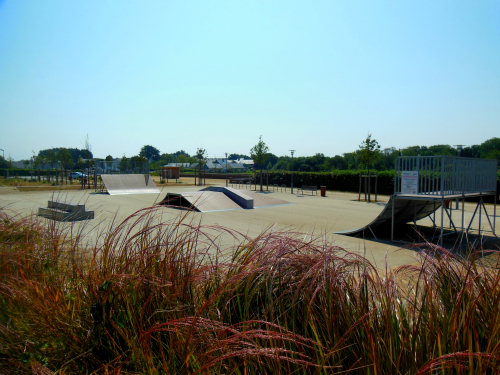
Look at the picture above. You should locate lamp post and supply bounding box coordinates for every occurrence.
[290,150,295,194]
[454,145,464,157]
[225,153,228,187]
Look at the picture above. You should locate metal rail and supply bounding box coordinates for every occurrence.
[394,156,498,196]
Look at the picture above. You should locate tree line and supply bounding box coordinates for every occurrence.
[263,137,500,172]
[6,136,499,174]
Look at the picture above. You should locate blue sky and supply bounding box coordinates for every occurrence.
[1,1,499,160]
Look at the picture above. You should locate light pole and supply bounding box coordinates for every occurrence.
[290,150,295,194]
[225,153,228,187]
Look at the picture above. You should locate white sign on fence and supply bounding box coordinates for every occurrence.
[401,171,419,194]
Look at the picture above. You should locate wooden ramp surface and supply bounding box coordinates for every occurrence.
[101,174,160,195]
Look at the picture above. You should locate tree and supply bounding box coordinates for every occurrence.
[37,154,50,181]
[173,150,190,158]
[228,153,250,161]
[105,155,113,162]
[33,155,43,181]
[358,134,380,172]
[119,155,128,172]
[380,147,399,170]
[45,149,58,182]
[480,137,500,159]
[0,155,8,169]
[77,157,85,170]
[461,145,480,158]
[250,136,270,192]
[130,155,148,173]
[358,134,380,202]
[177,154,190,164]
[58,148,73,184]
[330,155,348,170]
[195,148,207,186]
[140,145,160,162]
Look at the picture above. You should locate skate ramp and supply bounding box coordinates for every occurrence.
[336,197,442,237]
[201,186,253,209]
[244,191,291,208]
[164,191,242,212]
[101,174,160,195]
[161,187,290,212]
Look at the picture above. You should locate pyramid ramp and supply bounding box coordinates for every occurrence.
[163,191,242,212]
[101,174,160,195]
[161,187,291,212]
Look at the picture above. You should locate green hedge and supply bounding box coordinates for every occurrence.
[0,169,81,178]
[264,170,395,195]
[0,168,33,177]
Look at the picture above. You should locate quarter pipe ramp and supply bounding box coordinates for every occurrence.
[100,174,160,195]
[336,197,442,238]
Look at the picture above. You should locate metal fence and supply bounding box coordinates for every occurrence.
[394,156,498,196]
[94,160,150,175]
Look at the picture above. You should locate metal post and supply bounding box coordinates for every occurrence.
[225,153,228,187]
[461,196,465,233]
[449,198,452,228]
[440,198,444,246]
[368,173,371,202]
[494,191,497,236]
[479,196,482,238]
[358,174,361,201]
[391,196,395,241]
[290,150,295,194]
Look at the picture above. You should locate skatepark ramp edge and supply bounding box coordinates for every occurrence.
[100,174,160,195]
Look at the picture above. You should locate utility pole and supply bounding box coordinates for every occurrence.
[290,150,295,194]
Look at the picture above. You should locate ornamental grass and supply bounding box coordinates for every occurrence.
[1,207,499,374]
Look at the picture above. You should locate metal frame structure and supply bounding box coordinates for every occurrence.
[392,156,498,244]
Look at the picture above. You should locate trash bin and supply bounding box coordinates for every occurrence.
[320,186,326,197]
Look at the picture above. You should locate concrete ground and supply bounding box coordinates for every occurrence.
[1,177,498,270]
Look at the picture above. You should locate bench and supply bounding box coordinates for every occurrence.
[297,186,317,195]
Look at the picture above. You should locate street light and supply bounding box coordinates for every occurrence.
[225,153,228,187]
[454,145,464,157]
[290,150,295,194]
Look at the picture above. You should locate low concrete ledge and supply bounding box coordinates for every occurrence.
[38,201,94,221]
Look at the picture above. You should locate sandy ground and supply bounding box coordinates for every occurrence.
[1,177,498,269]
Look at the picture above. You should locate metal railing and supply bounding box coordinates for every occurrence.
[394,156,498,196]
